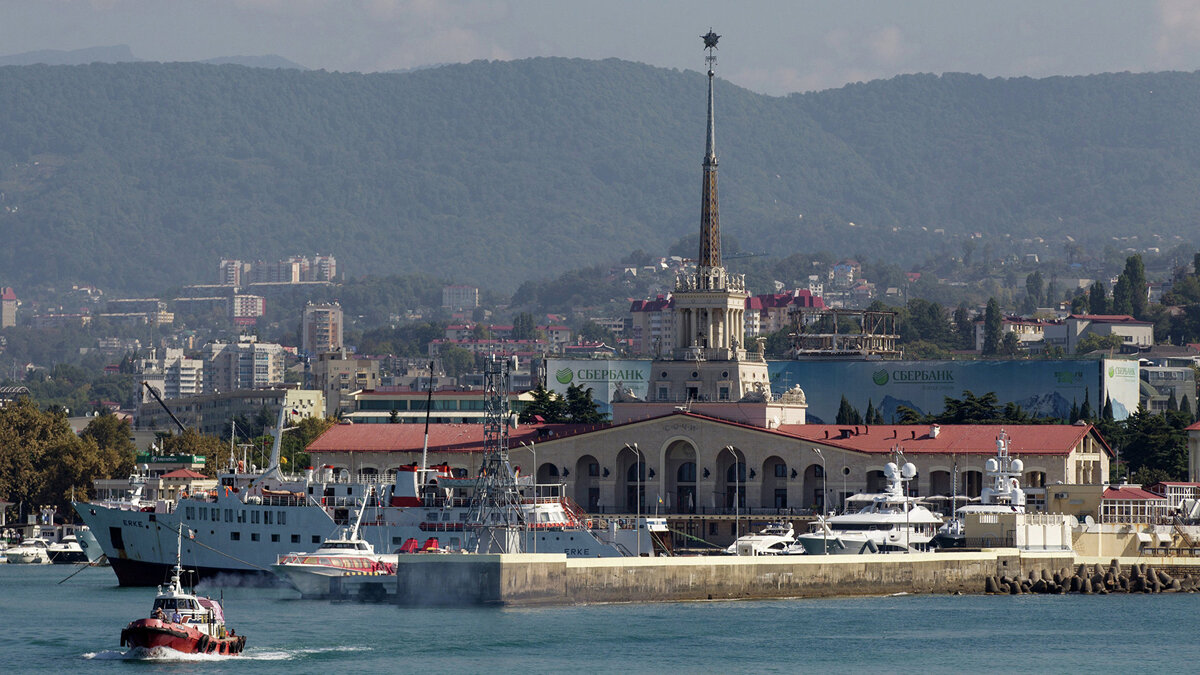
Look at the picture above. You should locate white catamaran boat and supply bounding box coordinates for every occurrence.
[793,459,942,555]
[932,431,1026,549]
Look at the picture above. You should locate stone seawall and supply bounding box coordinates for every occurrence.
[394,550,1074,606]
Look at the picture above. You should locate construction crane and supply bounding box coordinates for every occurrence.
[141,380,187,435]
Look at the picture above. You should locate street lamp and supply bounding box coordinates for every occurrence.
[813,447,828,555]
[722,445,740,541]
[623,442,643,556]
[515,441,536,553]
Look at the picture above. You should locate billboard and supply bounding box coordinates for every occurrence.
[545,358,652,418]
[768,359,1139,423]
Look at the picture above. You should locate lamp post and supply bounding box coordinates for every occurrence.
[516,441,536,553]
[813,447,828,555]
[623,442,643,556]
[722,445,740,542]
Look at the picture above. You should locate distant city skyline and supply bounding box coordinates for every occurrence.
[4,1,1200,95]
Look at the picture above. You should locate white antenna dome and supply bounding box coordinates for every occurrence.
[985,458,999,473]
[902,462,917,479]
[1010,458,1024,473]
[884,462,898,479]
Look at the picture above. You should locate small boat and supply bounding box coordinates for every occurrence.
[724,521,796,555]
[273,487,397,601]
[119,525,246,656]
[77,527,110,566]
[6,537,52,564]
[48,534,88,564]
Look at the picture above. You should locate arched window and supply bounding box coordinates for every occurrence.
[726,462,746,483]
[626,463,645,481]
[677,462,696,483]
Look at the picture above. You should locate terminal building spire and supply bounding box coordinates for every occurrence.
[698,29,722,275]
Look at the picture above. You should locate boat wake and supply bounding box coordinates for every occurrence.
[83,645,372,662]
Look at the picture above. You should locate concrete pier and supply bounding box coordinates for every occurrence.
[394,550,1073,606]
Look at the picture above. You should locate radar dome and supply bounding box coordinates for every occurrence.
[1010,458,1024,473]
[902,462,917,479]
[884,462,898,478]
[985,458,999,473]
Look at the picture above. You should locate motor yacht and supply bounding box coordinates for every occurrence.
[6,537,52,564]
[932,431,1026,549]
[793,460,942,555]
[725,521,797,555]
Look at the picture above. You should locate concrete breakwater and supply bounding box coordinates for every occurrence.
[394,550,1074,606]
[984,560,1200,595]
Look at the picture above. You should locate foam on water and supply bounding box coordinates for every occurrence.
[82,644,373,662]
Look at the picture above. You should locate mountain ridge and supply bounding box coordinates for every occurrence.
[1,58,1198,295]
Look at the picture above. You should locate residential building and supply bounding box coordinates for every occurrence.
[1140,365,1196,414]
[139,348,204,400]
[974,316,1050,352]
[301,302,343,356]
[0,287,16,328]
[346,388,534,424]
[218,259,244,286]
[204,336,286,393]
[628,295,674,357]
[311,350,382,417]
[231,294,266,325]
[442,285,479,310]
[1042,314,1155,353]
[136,387,323,436]
[312,255,337,282]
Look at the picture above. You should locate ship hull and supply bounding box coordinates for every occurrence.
[120,619,246,656]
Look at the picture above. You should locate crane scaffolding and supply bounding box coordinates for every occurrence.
[787,308,902,359]
[465,356,526,553]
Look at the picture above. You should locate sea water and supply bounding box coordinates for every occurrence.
[3,563,1199,674]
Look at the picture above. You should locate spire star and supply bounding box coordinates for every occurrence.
[702,30,720,50]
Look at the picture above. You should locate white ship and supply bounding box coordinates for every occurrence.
[793,458,943,555]
[77,409,660,586]
[932,431,1026,549]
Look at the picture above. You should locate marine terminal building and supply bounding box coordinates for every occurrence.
[306,414,1111,515]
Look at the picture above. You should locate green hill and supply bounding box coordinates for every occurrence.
[1,59,1198,294]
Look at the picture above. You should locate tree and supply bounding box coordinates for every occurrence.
[999,332,1021,356]
[1121,255,1148,319]
[953,303,974,350]
[518,384,568,424]
[982,298,1002,355]
[440,346,476,378]
[835,395,863,425]
[565,384,606,424]
[1076,333,1124,354]
[1089,281,1109,315]
[1025,271,1044,311]
[511,312,539,341]
[1102,395,1114,421]
[1079,390,1093,421]
[1112,274,1134,315]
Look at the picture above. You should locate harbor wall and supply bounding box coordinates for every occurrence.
[393,550,1074,606]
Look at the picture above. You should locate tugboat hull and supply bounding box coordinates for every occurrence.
[121,619,246,656]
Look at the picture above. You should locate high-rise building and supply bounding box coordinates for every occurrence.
[139,348,205,400]
[442,285,479,310]
[203,336,285,393]
[301,302,343,356]
[310,350,381,417]
[230,295,266,325]
[0,287,17,328]
[218,259,244,286]
[312,255,337,282]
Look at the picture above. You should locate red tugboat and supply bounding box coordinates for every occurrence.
[120,525,246,656]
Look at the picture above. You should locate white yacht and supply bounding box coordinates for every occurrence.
[793,460,942,555]
[725,521,796,555]
[6,537,52,564]
[932,431,1026,549]
[48,533,89,564]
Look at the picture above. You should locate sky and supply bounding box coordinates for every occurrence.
[5,0,1200,95]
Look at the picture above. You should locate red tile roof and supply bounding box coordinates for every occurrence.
[778,423,1107,456]
[0,287,15,301]
[1103,486,1165,501]
[1068,314,1152,325]
[161,469,208,479]
[308,412,1106,459]
[307,422,604,453]
[1187,421,1200,431]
